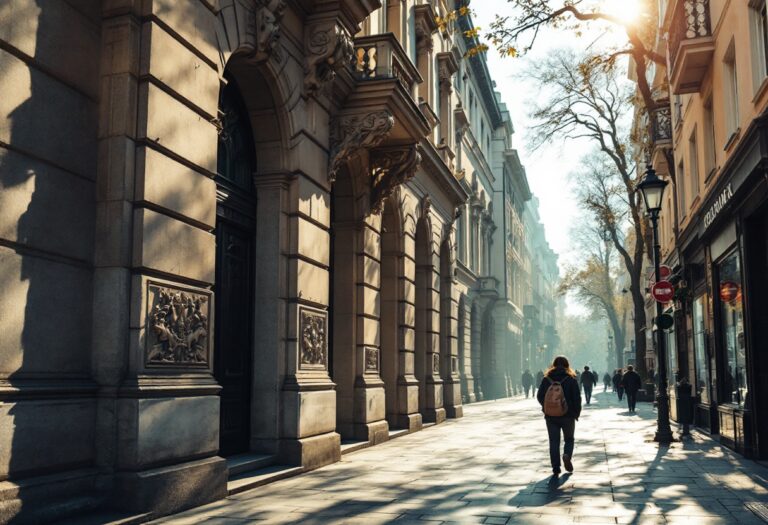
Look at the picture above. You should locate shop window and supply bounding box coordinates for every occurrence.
[693,295,710,404]
[717,250,747,407]
[749,0,768,91]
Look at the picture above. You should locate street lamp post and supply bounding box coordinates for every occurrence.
[637,165,674,444]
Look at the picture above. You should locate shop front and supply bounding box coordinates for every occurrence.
[677,115,768,458]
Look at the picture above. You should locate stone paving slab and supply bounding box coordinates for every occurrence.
[153,391,768,524]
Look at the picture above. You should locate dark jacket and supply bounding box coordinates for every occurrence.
[580,370,595,387]
[603,373,612,384]
[622,370,642,393]
[537,367,582,420]
[612,372,623,388]
[521,372,533,388]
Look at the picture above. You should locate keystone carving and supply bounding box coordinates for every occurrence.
[328,111,395,182]
[370,146,421,214]
[305,21,354,95]
[146,284,210,367]
[255,0,286,61]
[299,307,327,369]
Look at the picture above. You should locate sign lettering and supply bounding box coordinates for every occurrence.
[703,183,733,230]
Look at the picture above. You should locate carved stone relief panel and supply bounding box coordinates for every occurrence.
[145,282,211,368]
[299,306,328,370]
[255,0,286,62]
[432,353,440,374]
[364,346,379,373]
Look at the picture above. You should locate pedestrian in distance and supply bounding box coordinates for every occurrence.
[613,369,624,401]
[535,369,544,386]
[622,365,642,413]
[580,365,595,405]
[603,372,612,392]
[522,369,534,398]
[537,355,582,478]
[592,369,599,385]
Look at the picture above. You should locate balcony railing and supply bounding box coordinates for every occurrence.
[668,0,714,93]
[651,106,672,145]
[352,33,420,93]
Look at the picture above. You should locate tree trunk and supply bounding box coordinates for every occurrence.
[630,275,648,379]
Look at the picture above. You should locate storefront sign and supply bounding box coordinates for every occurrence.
[703,183,734,231]
[651,280,675,303]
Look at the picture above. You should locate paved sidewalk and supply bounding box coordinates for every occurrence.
[154,391,768,524]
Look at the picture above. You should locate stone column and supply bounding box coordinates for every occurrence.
[441,232,463,418]
[398,215,423,430]
[95,2,227,514]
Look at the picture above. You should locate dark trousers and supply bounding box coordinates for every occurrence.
[626,391,637,411]
[524,385,531,398]
[583,386,592,404]
[545,417,575,471]
[617,387,624,401]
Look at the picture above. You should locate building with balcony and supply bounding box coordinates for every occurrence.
[0,0,554,520]
[636,0,768,459]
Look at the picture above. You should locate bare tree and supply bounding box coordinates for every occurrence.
[528,53,650,377]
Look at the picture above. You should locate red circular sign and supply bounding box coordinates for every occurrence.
[647,265,672,285]
[651,280,675,303]
[719,281,740,303]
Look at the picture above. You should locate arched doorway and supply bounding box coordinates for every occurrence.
[214,75,256,456]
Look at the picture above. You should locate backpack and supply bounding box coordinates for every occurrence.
[543,377,569,417]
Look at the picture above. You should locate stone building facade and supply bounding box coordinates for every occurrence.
[0,0,552,521]
[636,0,768,459]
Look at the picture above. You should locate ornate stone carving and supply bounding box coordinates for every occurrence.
[415,18,434,54]
[305,21,354,95]
[432,353,440,374]
[370,146,421,214]
[328,111,394,182]
[299,307,327,369]
[255,0,286,61]
[364,347,379,373]
[145,283,210,367]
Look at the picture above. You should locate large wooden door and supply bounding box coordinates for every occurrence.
[214,78,256,456]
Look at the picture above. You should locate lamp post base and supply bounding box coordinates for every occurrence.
[653,430,675,444]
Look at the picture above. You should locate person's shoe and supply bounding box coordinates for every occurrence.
[563,454,573,472]
[552,468,561,476]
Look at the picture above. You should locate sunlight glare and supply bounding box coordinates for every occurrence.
[601,0,644,26]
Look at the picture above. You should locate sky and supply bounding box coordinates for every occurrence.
[471,0,639,273]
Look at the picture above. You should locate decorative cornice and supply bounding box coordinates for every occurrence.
[304,20,355,95]
[328,110,395,182]
[436,51,459,91]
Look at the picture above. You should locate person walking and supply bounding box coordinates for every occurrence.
[613,369,624,401]
[521,369,534,398]
[622,365,642,413]
[535,369,544,386]
[603,372,612,392]
[580,365,595,405]
[537,355,582,477]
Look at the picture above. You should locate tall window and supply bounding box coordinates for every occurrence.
[692,295,710,404]
[750,0,768,90]
[717,250,747,406]
[723,41,740,140]
[689,128,700,199]
[703,97,717,178]
[457,210,466,263]
[677,159,687,218]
